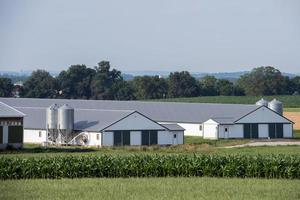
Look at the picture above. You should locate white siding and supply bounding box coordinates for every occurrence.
[86,132,101,146]
[218,125,243,139]
[130,131,141,145]
[175,131,184,144]
[158,131,173,145]
[102,131,113,146]
[203,119,218,139]
[283,124,293,138]
[3,126,8,144]
[259,124,268,138]
[24,129,47,143]
[236,107,291,124]
[105,112,164,131]
[176,123,202,136]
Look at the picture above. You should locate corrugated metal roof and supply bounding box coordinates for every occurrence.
[0,101,25,118]
[0,98,260,123]
[17,107,134,132]
[162,123,185,131]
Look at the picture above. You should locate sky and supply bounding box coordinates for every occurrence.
[0,0,300,73]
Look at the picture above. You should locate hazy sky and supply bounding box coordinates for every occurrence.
[0,0,300,73]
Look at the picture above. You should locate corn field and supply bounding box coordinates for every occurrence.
[0,154,299,179]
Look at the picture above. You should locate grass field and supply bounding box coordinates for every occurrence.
[1,137,300,158]
[0,177,299,200]
[153,95,300,108]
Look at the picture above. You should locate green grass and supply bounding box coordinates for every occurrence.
[284,107,300,112]
[153,95,300,108]
[0,178,299,200]
[294,130,300,139]
[1,139,300,158]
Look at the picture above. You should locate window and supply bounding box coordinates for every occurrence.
[225,128,228,132]
[173,134,177,138]
[39,131,42,137]
[141,130,158,145]
[96,134,100,140]
[113,131,130,146]
[199,125,202,131]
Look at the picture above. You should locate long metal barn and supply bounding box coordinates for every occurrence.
[0,97,294,147]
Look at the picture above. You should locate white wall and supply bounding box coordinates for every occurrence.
[24,129,47,143]
[258,124,268,138]
[203,119,218,139]
[102,131,113,146]
[236,107,291,124]
[130,131,141,145]
[175,123,202,136]
[3,126,8,144]
[218,125,243,139]
[284,124,293,138]
[105,112,164,131]
[86,132,101,146]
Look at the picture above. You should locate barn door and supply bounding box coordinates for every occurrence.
[268,124,276,138]
[276,124,283,138]
[243,124,251,139]
[251,124,258,139]
[8,126,23,143]
[0,126,2,144]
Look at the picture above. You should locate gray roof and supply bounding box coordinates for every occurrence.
[162,123,185,131]
[16,107,134,132]
[0,98,260,124]
[210,117,236,124]
[0,101,25,118]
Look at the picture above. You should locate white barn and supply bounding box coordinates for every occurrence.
[0,98,294,145]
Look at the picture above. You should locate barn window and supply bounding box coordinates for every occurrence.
[173,134,177,138]
[225,128,228,132]
[96,134,100,140]
[142,130,158,145]
[199,125,202,131]
[39,131,42,137]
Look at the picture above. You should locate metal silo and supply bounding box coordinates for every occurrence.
[255,98,269,107]
[268,99,283,115]
[46,104,58,130]
[58,104,74,132]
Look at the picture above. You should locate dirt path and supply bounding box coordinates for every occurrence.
[225,140,300,148]
[284,112,300,129]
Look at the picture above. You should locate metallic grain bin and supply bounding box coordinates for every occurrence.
[255,98,269,107]
[46,104,58,130]
[268,99,283,115]
[58,104,74,132]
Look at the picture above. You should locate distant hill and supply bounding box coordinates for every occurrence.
[1,70,299,82]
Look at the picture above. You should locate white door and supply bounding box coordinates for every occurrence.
[224,127,229,139]
[173,133,178,145]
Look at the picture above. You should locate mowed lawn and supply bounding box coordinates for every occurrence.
[1,177,299,200]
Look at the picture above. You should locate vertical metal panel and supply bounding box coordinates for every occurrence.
[8,126,23,143]
[269,123,276,138]
[150,130,158,145]
[276,124,283,138]
[141,131,149,145]
[243,124,251,139]
[113,131,122,146]
[0,126,2,144]
[252,124,259,138]
[122,131,130,145]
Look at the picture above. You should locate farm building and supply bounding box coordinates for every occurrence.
[0,102,25,149]
[0,97,294,146]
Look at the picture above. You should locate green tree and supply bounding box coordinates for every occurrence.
[237,66,286,96]
[131,76,168,99]
[21,70,56,98]
[91,61,123,99]
[57,65,95,99]
[168,71,200,98]
[216,79,234,96]
[0,77,13,97]
[201,75,218,96]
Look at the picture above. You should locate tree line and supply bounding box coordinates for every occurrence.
[0,61,300,99]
